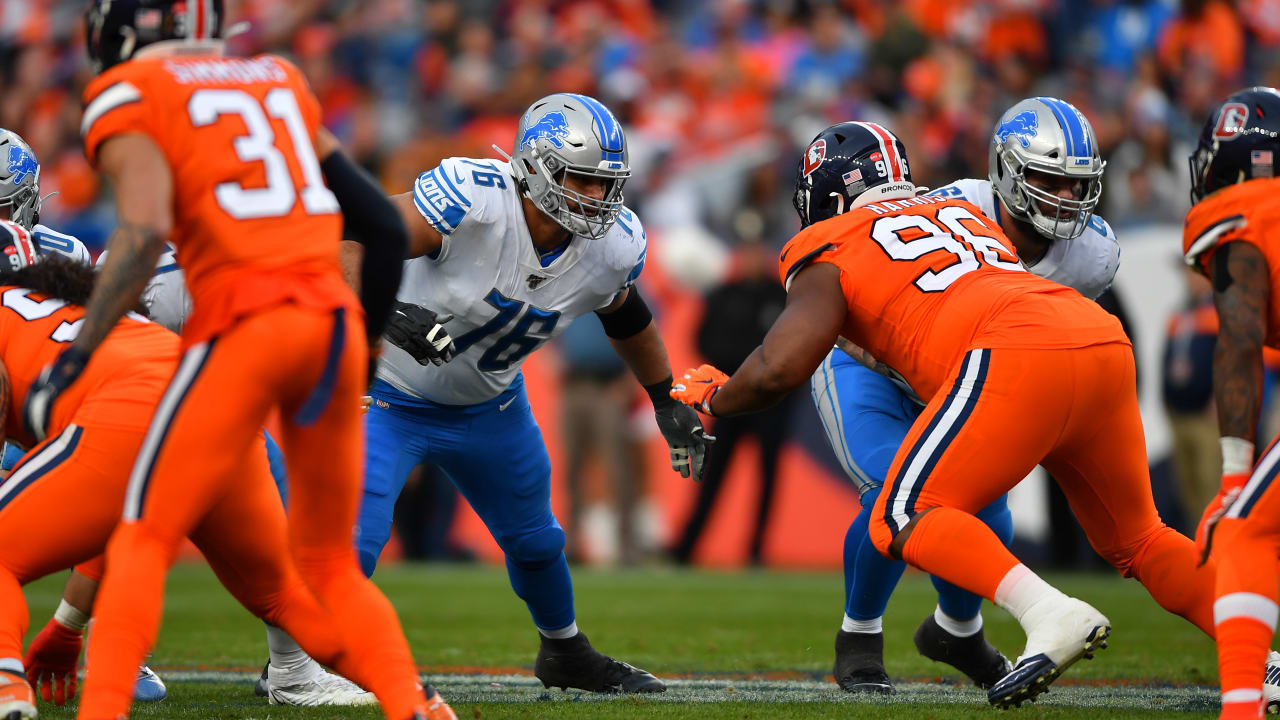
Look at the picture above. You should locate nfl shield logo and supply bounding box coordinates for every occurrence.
[527,274,547,289]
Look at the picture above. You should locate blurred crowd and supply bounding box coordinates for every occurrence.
[4,0,1280,565]
[8,0,1280,250]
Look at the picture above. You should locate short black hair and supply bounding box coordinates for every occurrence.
[0,254,96,305]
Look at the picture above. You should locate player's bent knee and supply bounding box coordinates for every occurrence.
[503,524,566,568]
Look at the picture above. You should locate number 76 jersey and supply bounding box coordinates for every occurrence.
[379,156,647,406]
[779,194,1125,403]
[80,53,351,346]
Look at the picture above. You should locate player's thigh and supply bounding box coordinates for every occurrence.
[438,390,555,536]
[812,350,920,491]
[354,402,433,550]
[0,424,137,582]
[188,442,301,611]
[1042,343,1162,554]
[875,348,1065,537]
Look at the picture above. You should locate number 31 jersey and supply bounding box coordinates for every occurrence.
[780,194,1125,402]
[379,156,647,405]
[80,53,352,346]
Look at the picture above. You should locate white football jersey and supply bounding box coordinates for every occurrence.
[929,178,1120,299]
[96,244,191,334]
[31,224,92,265]
[380,156,647,405]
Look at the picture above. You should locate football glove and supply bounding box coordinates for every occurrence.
[670,364,729,416]
[385,301,456,367]
[24,346,91,442]
[1196,471,1249,565]
[653,399,714,481]
[25,618,82,705]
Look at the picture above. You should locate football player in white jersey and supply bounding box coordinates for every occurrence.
[352,93,711,693]
[809,98,1123,694]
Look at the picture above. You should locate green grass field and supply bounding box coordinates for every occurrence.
[23,563,1224,719]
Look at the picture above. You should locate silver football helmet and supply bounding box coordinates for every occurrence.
[989,97,1104,241]
[508,93,630,240]
[0,129,41,230]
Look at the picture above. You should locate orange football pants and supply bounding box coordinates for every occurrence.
[78,304,425,720]
[1210,433,1280,718]
[869,343,1216,635]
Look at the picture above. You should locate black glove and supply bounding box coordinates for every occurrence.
[25,346,91,442]
[384,301,456,366]
[647,377,714,481]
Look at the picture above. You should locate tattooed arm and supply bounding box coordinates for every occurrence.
[73,134,172,355]
[1210,241,1270,445]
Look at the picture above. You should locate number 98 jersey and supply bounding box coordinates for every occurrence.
[379,156,647,405]
[80,53,351,346]
[780,194,1125,402]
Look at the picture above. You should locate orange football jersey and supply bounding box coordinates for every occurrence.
[1183,178,1280,348]
[80,53,355,345]
[0,287,177,448]
[779,194,1126,401]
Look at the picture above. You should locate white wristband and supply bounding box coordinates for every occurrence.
[53,599,89,632]
[1222,436,1255,476]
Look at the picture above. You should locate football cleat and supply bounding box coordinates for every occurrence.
[914,614,1012,689]
[0,669,36,720]
[533,632,666,693]
[988,597,1110,708]
[833,630,894,694]
[417,685,458,720]
[133,664,167,702]
[1263,650,1280,714]
[254,657,376,706]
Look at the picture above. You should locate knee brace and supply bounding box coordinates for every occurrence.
[503,523,566,569]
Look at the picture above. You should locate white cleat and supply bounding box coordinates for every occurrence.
[1263,650,1280,714]
[988,596,1110,708]
[261,658,376,707]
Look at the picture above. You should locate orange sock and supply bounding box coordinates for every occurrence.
[77,523,177,720]
[1213,518,1279,720]
[1127,526,1217,636]
[898,507,1020,601]
[293,546,425,719]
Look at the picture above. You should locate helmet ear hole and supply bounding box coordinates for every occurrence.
[522,159,537,176]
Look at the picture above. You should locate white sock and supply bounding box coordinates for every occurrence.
[994,564,1066,628]
[0,658,22,676]
[841,615,882,634]
[539,621,579,640]
[265,623,310,672]
[934,606,982,637]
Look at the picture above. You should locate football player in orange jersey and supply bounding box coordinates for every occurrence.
[1184,86,1280,720]
[22,2,451,719]
[673,121,1225,707]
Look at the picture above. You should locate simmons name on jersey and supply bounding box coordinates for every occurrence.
[380,156,647,405]
[929,178,1119,300]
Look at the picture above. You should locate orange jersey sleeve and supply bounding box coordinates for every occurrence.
[0,287,177,447]
[81,54,354,346]
[779,195,1125,400]
[1183,178,1280,348]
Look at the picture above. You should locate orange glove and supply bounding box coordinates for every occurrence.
[1197,471,1249,565]
[24,618,82,705]
[671,364,729,415]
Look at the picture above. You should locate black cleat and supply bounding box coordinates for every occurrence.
[253,660,269,697]
[533,632,666,693]
[914,614,1012,689]
[833,630,894,694]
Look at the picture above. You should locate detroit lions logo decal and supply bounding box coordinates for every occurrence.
[520,111,571,151]
[995,110,1039,149]
[802,139,827,177]
[6,146,36,185]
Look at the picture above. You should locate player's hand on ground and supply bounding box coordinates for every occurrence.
[24,618,82,705]
[385,302,456,366]
[654,398,715,481]
[1196,471,1249,564]
[671,364,729,416]
[24,346,91,442]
